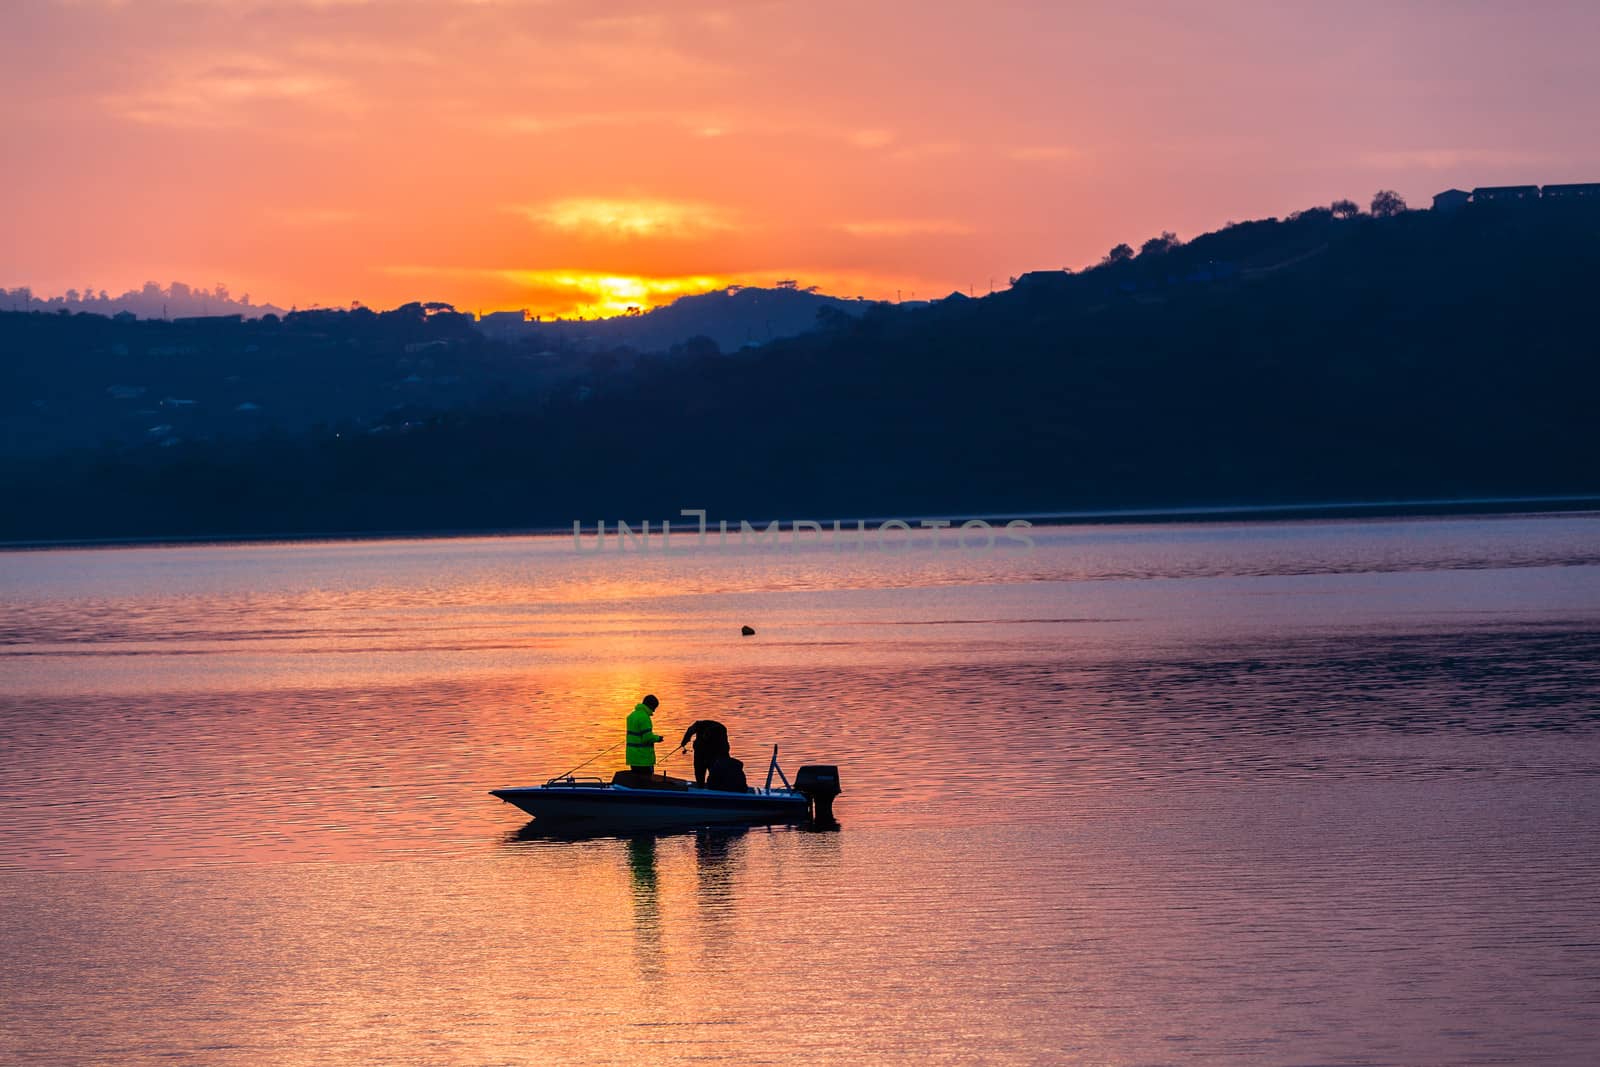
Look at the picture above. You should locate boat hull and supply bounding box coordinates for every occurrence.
[490,784,809,830]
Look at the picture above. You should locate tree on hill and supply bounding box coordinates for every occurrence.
[1103,243,1135,265]
[1370,189,1408,217]
[1140,231,1181,257]
[1331,198,1360,219]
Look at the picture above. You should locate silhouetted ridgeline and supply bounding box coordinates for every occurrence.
[2,197,1598,540]
[477,283,871,353]
[2,281,284,321]
[0,289,863,457]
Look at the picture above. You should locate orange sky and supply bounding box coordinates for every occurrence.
[4,1,1598,318]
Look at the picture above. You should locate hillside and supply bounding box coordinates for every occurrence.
[2,281,285,321]
[477,284,872,352]
[3,196,1598,540]
[0,287,871,457]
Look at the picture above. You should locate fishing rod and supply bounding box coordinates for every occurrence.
[553,741,621,780]
[555,731,684,781]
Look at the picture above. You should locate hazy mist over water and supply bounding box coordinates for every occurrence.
[3,514,1599,1064]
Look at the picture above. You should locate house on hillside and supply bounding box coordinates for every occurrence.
[478,310,529,325]
[1009,269,1074,293]
[173,314,243,327]
[1431,189,1470,212]
[1541,182,1600,200]
[475,309,533,341]
[1472,185,1539,203]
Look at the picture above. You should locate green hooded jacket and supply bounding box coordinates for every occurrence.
[625,703,663,768]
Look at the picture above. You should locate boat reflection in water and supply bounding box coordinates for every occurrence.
[502,821,768,980]
[691,826,742,914]
[626,836,663,979]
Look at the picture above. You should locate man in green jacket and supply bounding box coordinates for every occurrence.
[626,694,664,776]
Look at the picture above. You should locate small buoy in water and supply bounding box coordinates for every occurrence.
[741,625,756,636]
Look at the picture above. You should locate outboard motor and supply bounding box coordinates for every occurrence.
[794,765,842,829]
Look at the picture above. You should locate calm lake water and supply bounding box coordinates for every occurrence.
[3,514,1600,1064]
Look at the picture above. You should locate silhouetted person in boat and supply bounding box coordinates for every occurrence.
[706,754,748,792]
[626,695,664,781]
[677,719,731,786]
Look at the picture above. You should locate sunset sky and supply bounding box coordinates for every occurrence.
[4,0,1598,318]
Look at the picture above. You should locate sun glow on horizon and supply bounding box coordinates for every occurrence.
[500,270,733,319]
[376,263,937,320]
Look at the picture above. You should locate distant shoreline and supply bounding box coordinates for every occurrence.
[3,494,1596,553]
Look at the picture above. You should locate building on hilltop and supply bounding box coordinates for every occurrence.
[1471,185,1540,202]
[475,309,533,341]
[1541,182,1600,200]
[172,314,243,327]
[1433,182,1600,210]
[477,309,529,325]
